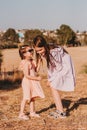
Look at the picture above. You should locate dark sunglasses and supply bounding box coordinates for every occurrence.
[27,49,34,53]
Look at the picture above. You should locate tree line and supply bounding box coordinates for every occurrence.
[1,24,87,49]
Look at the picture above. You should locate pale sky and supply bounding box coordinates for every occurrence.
[0,0,87,32]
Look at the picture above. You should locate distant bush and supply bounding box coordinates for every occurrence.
[0,79,21,90]
[81,65,87,74]
[0,41,18,49]
[0,50,3,73]
[0,71,23,90]
[83,65,87,73]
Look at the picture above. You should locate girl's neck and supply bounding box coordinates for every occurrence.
[25,58,33,62]
[25,55,32,59]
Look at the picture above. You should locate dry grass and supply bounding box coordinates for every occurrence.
[0,47,87,130]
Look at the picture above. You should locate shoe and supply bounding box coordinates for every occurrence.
[18,114,29,120]
[30,112,40,118]
[48,110,66,119]
[56,110,66,118]
[48,112,59,119]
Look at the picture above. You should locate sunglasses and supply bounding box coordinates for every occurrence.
[27,49,34,53]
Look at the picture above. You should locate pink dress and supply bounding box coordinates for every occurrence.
[19,59,45,101]
[48,47,75,91]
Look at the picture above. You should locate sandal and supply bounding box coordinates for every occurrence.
[18,114,29,120]
[48,112,59,119]
[48,110,66,119]
[56,110,66,118]
[30,112,40,118]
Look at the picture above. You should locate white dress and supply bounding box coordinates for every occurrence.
[47,47,75,91]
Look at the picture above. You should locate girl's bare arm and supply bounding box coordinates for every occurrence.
[23,63,41,81]
[36,58,42,72]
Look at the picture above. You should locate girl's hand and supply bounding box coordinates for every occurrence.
[47,81,50,87]
[36,76,42,81]
[36,58,42,72]
[38,57,42,64]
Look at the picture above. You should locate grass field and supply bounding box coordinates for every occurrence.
[0,46,87,130]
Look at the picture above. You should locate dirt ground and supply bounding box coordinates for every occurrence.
[0,47,87,130]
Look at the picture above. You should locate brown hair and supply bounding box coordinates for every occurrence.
[19,45,29,59]
[33,35,68,68]
[33,35,51,67]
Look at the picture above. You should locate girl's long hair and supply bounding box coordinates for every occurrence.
[33,35,51,68]
[33,35,68,68]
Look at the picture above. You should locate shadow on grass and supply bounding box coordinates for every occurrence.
[0,79,21,91]
[37,97,87,116]
[65,97,87,115]
[37,104,55,114]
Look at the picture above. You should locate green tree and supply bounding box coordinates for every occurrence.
[2,28,19,43]
[24,29,43,45]
[56,24,76,46]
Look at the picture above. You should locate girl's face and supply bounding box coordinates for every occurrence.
[35,47,46,56]
[24,47,34,59]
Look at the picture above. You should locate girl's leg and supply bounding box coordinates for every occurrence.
[29,98,35,113]
[19,99,29,120]
[50,87,63,112]
[19,99,26,115]
[29,98,40,117]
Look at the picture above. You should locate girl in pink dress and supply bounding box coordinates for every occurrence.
[33,35,75,118]
[18,45,45,120]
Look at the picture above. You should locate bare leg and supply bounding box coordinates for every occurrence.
[18,99,29,120]
[29,98,40,117]
[29,98,35,113]
[50,87,63,112]
[19,99,27,115]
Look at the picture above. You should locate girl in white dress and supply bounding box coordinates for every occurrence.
[33,35,75,118]
[18,45,45,120]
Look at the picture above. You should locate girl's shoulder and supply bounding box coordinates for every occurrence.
[19,60,30,70]
[50,46,69,56]
[50,46,64,56]
[20,59,29,65]
[50,46,71,63]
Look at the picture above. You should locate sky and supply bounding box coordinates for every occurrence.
[0,0,87,32]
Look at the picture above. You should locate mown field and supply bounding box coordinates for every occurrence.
[0,47,87,130]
